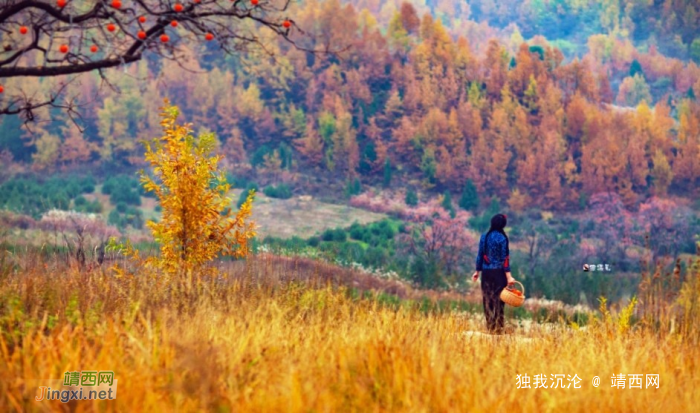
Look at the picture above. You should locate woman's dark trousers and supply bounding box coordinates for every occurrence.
[481,268,507,334]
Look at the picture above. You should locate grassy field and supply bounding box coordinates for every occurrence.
[0,189,386,249]
[1,253,699,412]
[83,187,387,239]
[233,190,387,239]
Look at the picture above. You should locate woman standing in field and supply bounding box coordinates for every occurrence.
[471,214,516,334]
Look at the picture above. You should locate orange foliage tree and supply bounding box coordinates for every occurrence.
[118,99,256,277]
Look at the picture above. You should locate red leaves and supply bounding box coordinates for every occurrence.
[396,206,476,276]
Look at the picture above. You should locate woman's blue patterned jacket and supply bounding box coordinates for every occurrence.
[475,231,510,272]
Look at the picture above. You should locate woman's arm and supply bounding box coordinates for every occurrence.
[475,235,484,271]
[473,235,484,281]
[502,234,514,285]
[502,234,510,272]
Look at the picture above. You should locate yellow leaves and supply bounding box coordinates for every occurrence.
[507,188,530,213]
[31,130,61,171]
[593,295,638,339]
[650,149,673,195]
[617,296,637,335]
[237,83,265,120]
[563,155,579,185]
[129,99,257,276]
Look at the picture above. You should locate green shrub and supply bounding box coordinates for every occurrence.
[332,228,347,242]
[629,59,644,78]
[86,200,102,213]
[468,196,501,231]
[123,206,143,229]
[383,158,392,188]
[250,145,271,167]
[80,176,96,194]
[226,173,250,189]
[72,195,102,213]
[287,236,307,250]
[108,209,120,227]
[102,175,141,206]
[442,190,455,217]
[459,179,479,211]
[108,206,144,230]
[322,228,335,242]
[345,177,362,198]
[690,38,700,65]
[365,246,389,268]
[60,178,82,199]
[263,183,293,199]
[101,178,115,195]
[378,220,396,239]
[0,175,103,218]
[320,227,348,242]
[51,192,70,210]
[349,224,365,240]
[405,188,418,206]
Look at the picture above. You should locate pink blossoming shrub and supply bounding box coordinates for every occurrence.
[350,190,472,221]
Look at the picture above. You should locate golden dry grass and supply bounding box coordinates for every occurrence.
[1,253,699,412]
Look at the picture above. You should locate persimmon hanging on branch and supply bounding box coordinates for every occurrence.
[0,0,311,120]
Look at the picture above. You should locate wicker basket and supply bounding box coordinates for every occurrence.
[500,281,525,307]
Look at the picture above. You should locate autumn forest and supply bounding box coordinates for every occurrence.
[1,0,699,207]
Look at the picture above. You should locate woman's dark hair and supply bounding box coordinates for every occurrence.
[485,213,509,250]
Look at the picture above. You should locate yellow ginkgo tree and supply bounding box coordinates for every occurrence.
[130,99,256,276]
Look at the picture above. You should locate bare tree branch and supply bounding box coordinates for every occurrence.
[0,0,341,122]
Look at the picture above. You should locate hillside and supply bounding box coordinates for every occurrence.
[1,1,700,209]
